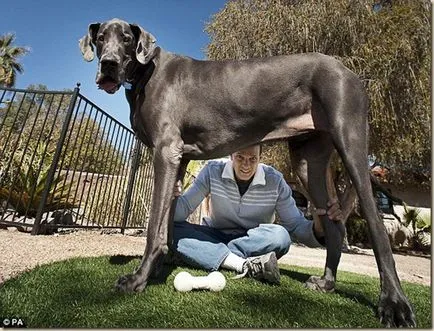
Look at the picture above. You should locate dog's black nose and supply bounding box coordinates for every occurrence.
[100,59,119,71]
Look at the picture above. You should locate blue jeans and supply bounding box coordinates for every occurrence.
[172,221,291,271]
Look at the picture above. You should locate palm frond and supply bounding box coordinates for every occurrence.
[0,33,29,87]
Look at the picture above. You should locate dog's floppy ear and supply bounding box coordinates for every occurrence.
[79,23,101,62]
[130,24,157,65]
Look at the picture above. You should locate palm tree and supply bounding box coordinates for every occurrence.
[0,33,29,87]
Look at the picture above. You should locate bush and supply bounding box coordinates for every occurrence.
[403,205,431,252]
[0,142,77,217]
[345,216,370,246]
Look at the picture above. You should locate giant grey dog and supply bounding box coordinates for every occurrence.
[79,18,415,327]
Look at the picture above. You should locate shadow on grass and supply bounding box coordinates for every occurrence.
[1,264,128,326]
[108,254,176,285]
[334,287,377,311]
[280,268,377,312]
[228,278,380,328]
[148,263,177,284]
[109,254,141,265]
[280,268,311,283]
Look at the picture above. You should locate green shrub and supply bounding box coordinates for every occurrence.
[183,160,206,190]
[345,216,370,246]
[403,205,431,251]
[0,143,77,217]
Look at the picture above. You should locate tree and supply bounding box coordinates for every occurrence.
[205,0,430,189]
[0,33,29,87]
[0,84,126,176]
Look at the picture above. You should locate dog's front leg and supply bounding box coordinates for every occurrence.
[151,157,189,278]
[116,138,183,293]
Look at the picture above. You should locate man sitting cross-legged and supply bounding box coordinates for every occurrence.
[172,144,342,284]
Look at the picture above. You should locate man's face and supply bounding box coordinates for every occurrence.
[231,145,261,181]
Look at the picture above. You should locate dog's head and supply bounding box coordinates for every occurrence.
[79,18,157,94]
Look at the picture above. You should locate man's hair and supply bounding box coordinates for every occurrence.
[229,144,262,159]
[248,144,262,154]
[250,144,262,154]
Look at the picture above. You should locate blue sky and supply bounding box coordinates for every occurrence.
[1,0,228,128]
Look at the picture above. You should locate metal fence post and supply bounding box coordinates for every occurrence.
[121,138,142,234]
[31,86,80,235]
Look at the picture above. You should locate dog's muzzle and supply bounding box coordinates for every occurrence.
[96,59,122,94]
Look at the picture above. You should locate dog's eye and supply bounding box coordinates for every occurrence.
[123,36,131,43]
[97,35,104,42]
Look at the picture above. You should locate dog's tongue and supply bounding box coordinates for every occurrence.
[98,81,118,93]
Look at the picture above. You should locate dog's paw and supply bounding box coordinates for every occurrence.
[304,275,335,293]
[378,290,416,327]
[115,273,147,293]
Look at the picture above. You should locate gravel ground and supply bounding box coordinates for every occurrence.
[0,228,430,286]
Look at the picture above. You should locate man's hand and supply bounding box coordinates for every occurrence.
[173,180,183,199]
[315,199,343,222]
[312,199,343,237]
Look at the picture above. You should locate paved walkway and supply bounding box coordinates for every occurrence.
[279,244,431,286]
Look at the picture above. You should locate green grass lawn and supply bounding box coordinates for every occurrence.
[0,255,431,328]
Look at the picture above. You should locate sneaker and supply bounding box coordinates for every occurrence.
[234,251,280,285]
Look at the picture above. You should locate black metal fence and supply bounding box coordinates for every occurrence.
[0,86,155,234]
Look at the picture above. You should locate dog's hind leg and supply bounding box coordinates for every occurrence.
[317,73,416,326]
[289,132,346,292]
[116,138,184,292]
[330,130,416,327]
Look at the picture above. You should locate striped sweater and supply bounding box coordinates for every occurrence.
[174,160,322,247]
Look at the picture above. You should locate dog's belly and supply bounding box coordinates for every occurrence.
[183,113,319,160]
[262,113,317,141]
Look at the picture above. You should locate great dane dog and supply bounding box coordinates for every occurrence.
[79,18,416,327]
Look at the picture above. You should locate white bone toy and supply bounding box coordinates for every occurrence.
[173,271,226,292]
